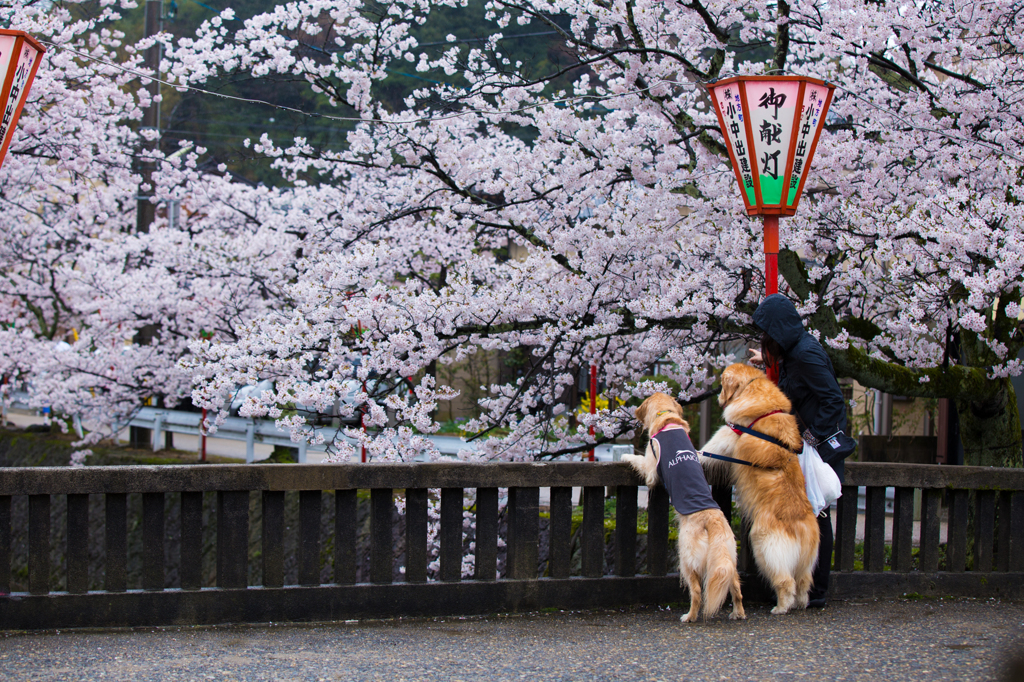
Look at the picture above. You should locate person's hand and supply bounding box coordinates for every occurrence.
[748,348,764,367]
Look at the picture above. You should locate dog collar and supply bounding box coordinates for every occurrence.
[650,423,686,439]
[650,409,684,439]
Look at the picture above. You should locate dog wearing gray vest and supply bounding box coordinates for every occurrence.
[622,392,745,623]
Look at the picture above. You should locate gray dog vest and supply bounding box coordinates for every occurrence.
[653,428,719,516]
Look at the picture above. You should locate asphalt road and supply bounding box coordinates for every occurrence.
[1,598,1021,681]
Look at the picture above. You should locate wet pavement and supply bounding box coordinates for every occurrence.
[1,597,1021,681]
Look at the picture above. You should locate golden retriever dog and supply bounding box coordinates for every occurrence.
[622,393,745,623]
[699,363,819,614]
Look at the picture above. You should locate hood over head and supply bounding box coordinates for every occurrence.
[752,294,805,352]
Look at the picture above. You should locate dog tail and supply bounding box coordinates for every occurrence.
[702,513,739,620]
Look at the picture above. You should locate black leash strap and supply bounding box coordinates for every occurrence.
[729,422,802,454]
[701,452,773,469]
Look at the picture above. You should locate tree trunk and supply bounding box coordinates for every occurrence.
[956,377,1023,468]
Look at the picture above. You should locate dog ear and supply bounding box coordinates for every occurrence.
[719,370,736,405]
[672,401,691,432]
[634,400,649,429]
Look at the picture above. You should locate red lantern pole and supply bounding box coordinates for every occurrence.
[360,375,368,463]
[200,407,207,462]
[764,215,781,383]
[764,215,779,296]
[588,364,597,462]
[357,321,367,463]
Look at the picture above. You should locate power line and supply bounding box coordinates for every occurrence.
[45,38,1013,165]
[161,125,347,138]
[828,83,1022,164]
[417,31,560,47]
[40,38,697,127]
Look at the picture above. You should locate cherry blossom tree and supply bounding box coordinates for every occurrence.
[3,0,1021,469]
[157,0,1024,464]
[0,2,148,440]
[773,0,1024,468]
[0,1,304,455]
[160,0,1024,467]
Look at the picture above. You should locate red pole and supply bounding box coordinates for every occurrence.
[357,321,367,463]
[588,364,597,462]
[200,407,207,462]
[764,215,781,383]
[361,377,368,463]
[764,214,779,296]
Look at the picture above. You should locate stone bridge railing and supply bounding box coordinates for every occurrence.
[0,461,1021,629]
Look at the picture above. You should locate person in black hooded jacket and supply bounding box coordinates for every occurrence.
[748,294,857,607]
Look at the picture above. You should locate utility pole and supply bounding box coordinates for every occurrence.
[129,0,163,449]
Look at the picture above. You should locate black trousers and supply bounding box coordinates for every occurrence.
[809,505,833,600]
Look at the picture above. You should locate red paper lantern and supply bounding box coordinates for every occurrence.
[707,75,835,383]
[0,29,45,172]
[708,75,835,217]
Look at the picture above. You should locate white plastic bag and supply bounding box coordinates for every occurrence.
[813,448,843,510]
[798,442,842,515]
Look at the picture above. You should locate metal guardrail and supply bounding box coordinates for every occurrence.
[130,407,343,463]
[5,391,348,463]
[3,393,538,462]
[114,410,622,464]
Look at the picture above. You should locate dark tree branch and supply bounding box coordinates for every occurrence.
[778,248,1000,402]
